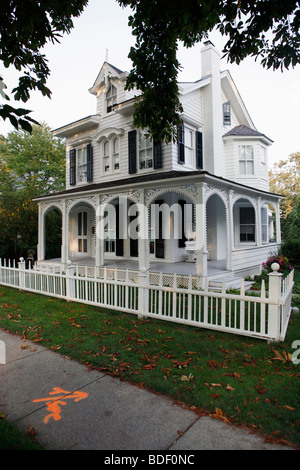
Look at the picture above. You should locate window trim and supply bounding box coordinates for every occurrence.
[102,137,121,175]
[238,144,255,177]
[223,101,231,126]
[138,130,153,172]
[106,84,117,113]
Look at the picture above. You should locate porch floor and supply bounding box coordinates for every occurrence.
[37,257,229,279]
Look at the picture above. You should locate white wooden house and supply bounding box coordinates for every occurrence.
[34,41,281,282]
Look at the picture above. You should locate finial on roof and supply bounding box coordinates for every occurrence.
[105,48,109,62]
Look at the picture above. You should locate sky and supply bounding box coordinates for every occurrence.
[1,0,299,168]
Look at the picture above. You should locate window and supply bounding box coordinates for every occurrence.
[103,138,120,174]
[223,101,231,125]
[261,206,268,243]
[77,148,87,183]
[69,145,93,186]
[104,141,110,173]
[240,207,255,242]
[239,145,254,175]
[185,129,194,167]
[139,131,153,170]
[113,138,120,171]
[104,209,116,253]
[78,211,88,253]
[261,147,267,178]
[106,84,117,113]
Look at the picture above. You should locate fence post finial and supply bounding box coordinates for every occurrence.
[268,263,283,341]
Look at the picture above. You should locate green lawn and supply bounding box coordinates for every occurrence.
[0,276,299,449]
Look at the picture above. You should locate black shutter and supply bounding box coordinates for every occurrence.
[155,200,165,259]
[196,131,203,169]
[153,140,162,169]
[178,123,185,164]
[87,143,93,182]
[178,200,187,248]
[69,149,76,186]
[128,130,137,174]
[115,203,124,256]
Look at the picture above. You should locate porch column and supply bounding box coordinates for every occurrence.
[138,189,149,271]
[96,196,104,267]
[195,183,208,285]
[256,197,262,247]
[61,200,68,265]
[227,190,234,271]
[275,201,281,244]
[37,204,45,261]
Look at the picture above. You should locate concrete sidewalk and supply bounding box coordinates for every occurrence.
[0,329,294,451]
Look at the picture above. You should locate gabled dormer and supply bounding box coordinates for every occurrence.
[88,62,129,116]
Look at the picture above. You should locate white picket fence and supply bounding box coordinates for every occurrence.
[0,258,294,342]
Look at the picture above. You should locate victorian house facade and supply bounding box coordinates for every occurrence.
[34,41,281,282]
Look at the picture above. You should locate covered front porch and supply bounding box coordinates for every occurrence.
[35,171,282,286]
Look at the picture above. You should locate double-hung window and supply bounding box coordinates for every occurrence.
[240,207,255,242]
[77,148,87,183]
[185,128,194,167]
[139,131,153,170]
[103,138,120,174]
[261,146,267,178]
[106,84,117,113]
[239,145,254,176]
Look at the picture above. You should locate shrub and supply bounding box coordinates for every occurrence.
[262,254,294,275]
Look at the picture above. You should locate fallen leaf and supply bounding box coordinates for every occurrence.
[27,424,36,438]
[226,384,235,391]
[211,407,231,423]
[282,405,295,411]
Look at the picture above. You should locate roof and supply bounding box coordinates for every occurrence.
[223,125,273,142]
[33,170,282,202]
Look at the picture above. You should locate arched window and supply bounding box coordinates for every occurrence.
[104,140,110,173]
[113,138,120,171]
[103,137,120,174]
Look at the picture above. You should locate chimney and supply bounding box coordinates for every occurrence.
[201,40,221,79]
[201,41,223,177]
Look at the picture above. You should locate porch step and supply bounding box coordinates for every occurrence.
[208,276,253,292]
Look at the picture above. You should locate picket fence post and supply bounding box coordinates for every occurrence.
[268,262,283,341]
[18,257,26,291]
[66,261,75,300]
[138,268,147,319]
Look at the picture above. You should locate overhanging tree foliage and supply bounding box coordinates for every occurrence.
[0,0,88,132]
[1,1,299,140]
[118,0,300,142]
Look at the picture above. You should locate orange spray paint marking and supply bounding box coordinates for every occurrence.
[33,387,88,424]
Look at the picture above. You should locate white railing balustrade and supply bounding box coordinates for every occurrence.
[0,259,294,342]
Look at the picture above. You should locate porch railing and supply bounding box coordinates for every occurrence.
[0,258,294,342]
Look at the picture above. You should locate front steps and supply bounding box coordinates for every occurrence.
[208,275,253,292]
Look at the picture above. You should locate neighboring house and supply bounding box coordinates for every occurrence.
[34,41,281,281]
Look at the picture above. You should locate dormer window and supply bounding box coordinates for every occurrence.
[106,84,117,113]
[223,101,231,125]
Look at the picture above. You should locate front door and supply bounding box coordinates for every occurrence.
[78,211,88,255]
